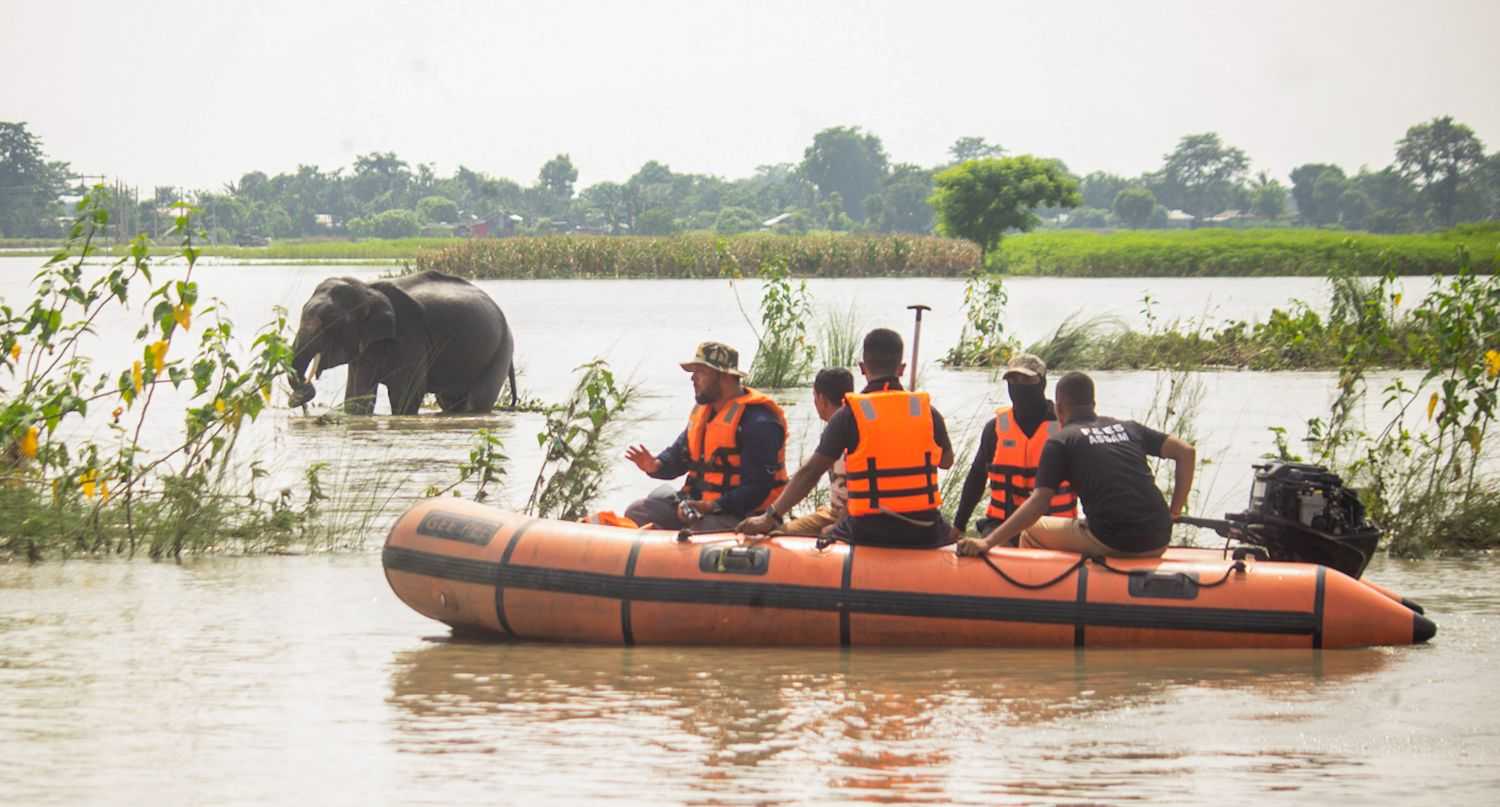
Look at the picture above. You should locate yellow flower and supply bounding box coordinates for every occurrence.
[8,342,18,361]
[80,468,97,499]
[1427,391,1440,421]
[1392,292,1402,307]
[174,303,192,331]
[131,360,143,395]
[19,426,38,459]
[1486,349,1500,380]
[149,340,169,373]
[99,480,111,502]
[214,398,226,415]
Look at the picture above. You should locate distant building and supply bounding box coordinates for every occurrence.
[314,213,335,229]
[456,213,523,238]
[1204,209,1249,225]
[1165,209,1196,227]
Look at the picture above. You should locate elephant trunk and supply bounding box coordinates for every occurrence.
[289,333,323,408]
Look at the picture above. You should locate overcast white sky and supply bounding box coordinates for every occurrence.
[3,0,1497,192]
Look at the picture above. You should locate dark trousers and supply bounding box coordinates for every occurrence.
[624,485,742,532]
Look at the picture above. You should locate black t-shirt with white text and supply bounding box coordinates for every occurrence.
[1035,414,1171,552]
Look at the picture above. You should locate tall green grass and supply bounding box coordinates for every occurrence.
[417,232,981,279]
[817,303,862,369]
[996,224,1500,276]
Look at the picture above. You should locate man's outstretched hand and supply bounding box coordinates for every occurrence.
[625,444,661,475]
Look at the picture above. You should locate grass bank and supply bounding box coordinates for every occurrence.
[2,238,459,262]
[1017,308,1423,372]
[995,224,1500,277]
[416,232,981,279]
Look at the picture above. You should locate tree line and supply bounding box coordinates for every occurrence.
[1,116,1497,243]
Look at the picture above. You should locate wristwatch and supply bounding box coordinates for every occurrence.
[763,506,783,525]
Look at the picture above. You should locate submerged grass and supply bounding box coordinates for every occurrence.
[817,302,862,369]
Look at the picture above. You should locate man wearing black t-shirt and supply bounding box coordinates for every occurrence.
[738,328,955,547]
[956,371,1196,558]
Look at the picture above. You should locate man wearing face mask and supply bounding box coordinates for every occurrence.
[950,353,1076,543]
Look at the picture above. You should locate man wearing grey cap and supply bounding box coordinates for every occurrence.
[950,352,1077,543]
[623,341,788,531]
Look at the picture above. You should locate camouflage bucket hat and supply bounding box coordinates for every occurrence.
[1002,352,1047,380]
[681,341,745,377]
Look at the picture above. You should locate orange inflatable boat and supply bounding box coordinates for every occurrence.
[382,498,1436,649]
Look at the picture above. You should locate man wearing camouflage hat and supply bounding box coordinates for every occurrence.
[950,352,1077,543]
[623,341,789,531]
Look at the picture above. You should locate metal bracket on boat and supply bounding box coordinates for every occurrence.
[699,545,770,575]
[1231,545,1269,562]
[1127,570,1201,600]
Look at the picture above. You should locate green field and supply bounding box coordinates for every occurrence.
[995,224,1500,276]
[6,226,1498,277]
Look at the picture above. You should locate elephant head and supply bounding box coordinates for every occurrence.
[289,277,402,414]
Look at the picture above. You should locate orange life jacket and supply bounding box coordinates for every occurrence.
[985,405,1077,520]
[684,388,788,511]
[843,390,943,517]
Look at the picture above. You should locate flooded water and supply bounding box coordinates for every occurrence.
[2,258,1495,804]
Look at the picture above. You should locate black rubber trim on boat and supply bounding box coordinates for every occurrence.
[494,519,539,639]
[384,547,1320,637]
[840,545,855,647]
[621,533,645,646]
[1312,565,1326,650]
[1074,563,1089,648]
[1413,612,1437,643]
[1402,597,1426,615]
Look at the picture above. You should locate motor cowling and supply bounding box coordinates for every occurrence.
[1229,462,1382,579]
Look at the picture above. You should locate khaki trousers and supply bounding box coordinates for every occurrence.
[1020,516,1167,558]
[782,504,840,535]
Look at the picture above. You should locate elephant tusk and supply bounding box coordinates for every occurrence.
[305,352,322,384]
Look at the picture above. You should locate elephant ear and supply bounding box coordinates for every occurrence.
[355,284,398,354]
[367,280,427,356]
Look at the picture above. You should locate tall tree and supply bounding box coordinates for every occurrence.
[538,153,579,201]
[1312,171,1347,226]
[1080,171,1130,210]
[0,121,69,237]
[1249,171,1287,219]
[800,126,889,222]
[929,156,1080,260]
[1396,115,1485,227]
[869,163,935,233]
[1159,132,1249,223]
[1112,186,1156,228]
[351,151,411,210]
[948,136,1006,164]
[1289,163,1345,225]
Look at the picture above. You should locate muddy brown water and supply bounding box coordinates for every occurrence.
[2,260,1494,804]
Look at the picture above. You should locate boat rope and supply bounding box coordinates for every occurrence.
[978,553,1247,591]
[980,553,1087,590]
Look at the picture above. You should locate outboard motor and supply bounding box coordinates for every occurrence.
[1181,462,1381,579]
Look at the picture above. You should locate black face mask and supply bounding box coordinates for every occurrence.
[1007,379,1048,424]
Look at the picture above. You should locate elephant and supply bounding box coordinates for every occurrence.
[288,270,516,415]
